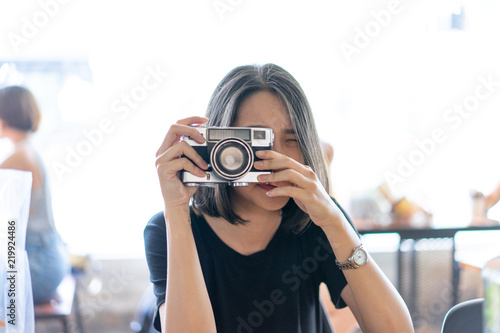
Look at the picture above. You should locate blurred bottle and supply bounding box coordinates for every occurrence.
[472,191,487,219]
[483,256,500,333]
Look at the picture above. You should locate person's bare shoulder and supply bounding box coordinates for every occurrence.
[0,147,31,169]
[0,147,41,187]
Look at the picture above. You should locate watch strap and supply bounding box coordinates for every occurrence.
[335,258,359,270]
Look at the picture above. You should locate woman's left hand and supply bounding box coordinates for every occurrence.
[254,150,344,229]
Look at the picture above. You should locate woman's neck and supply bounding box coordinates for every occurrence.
[5,128,30,145]
[204,209,282,256]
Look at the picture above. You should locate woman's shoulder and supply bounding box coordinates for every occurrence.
[0,145,33,170]
[1,144,43,181]
[144,212,167,250]
[145,207,203,231]
[146,211,166,228]
[144,208,206,251]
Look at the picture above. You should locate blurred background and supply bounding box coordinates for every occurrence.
[1,0,500,332]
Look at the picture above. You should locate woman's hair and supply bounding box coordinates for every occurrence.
[193,64,329,233]
[0,85,41,132]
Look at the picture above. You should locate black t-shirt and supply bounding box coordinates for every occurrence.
[144,203,353,333]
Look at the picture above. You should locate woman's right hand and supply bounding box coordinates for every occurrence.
[155,116,209,209]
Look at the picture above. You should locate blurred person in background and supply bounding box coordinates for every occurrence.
[470,182,500,226]
[485,183,500,212]
[0,85,70,303]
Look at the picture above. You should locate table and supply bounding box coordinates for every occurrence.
[358,225,500,315]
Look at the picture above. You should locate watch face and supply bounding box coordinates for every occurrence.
[353,248,368,266]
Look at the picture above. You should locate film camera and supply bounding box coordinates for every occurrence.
[182,126,274,187]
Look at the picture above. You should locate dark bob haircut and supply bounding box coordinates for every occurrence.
[192,64,329,233]
[0,86,41,132]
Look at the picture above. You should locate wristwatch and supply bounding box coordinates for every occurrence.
[336,245,368,270]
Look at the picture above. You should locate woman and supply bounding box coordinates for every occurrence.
[0,85,70,303]
[144,64,414,332]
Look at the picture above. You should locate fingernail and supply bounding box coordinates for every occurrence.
[266,190,273,196]
[259,174,268,181]
[256,151,265,157]
[202,160,209,168]
[255,161,263,168]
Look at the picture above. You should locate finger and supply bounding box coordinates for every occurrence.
[265,184,304,199]
[161,141,209,171]
[255,150,311,176]
[156,154,207,179]
[168,158,208,178]
[156,118,208,157]
[258,169,311,188]
[176,116,209,126]
[165,122,207,146]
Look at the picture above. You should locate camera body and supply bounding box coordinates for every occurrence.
[182,126,273,187]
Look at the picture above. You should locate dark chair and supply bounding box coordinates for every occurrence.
[34,273,84,333]
[130,284,158,333]
[441,298,484,333]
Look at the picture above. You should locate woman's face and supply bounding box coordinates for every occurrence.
[229,90,305,217]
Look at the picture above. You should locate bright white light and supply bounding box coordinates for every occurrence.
[57,76,97,122]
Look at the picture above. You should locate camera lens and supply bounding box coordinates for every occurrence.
[219,146,244,170]
[211,138,253,180]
